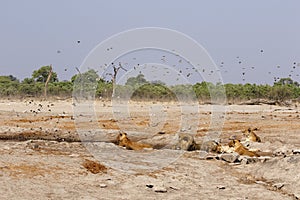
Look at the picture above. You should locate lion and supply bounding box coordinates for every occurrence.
[174,133,199,151]
[174,133,221,153]
[243,127,261,142]
[228,139,260,157]
[116,132,152,150]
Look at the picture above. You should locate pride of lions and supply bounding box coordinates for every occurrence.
[115,127,270,158]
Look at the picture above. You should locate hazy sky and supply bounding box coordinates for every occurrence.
[0,0,300,84]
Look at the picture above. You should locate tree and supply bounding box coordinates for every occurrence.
[32,66,58,83]
[71,69,99,83]
[0,75,19,83]
[22,78,34,84]
[125,74,148,88]
[193,82,210,101]
[72,69,100,98]
[106,62,127,97]
[276,77,299,87]
[0,75,19,97]
[269,85,292,101]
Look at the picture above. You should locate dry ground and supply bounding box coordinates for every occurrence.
[0,99,299,199]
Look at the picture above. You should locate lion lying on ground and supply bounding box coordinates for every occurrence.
[116,132,152,150]
[174,133,222,153]
[228,139,260,157]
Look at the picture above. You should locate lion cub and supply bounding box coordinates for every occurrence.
[243,128,261,142]
[116,132,152,150]
[228,139,259,157]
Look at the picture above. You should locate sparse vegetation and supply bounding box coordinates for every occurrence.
[1,67,300,102]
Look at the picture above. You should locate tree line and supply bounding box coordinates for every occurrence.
[1,65,300,102]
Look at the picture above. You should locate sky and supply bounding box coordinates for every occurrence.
[0,0,300,85]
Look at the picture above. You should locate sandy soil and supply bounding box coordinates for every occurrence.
[0,99,299,200]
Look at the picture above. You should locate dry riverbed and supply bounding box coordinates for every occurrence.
[0,99,299,199]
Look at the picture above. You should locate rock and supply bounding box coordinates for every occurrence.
[239,156,259,164]
[255,181,267,186]
[146,184,154,188]
[286,156,300,163]
[217,186,226,190]
[272,183,284,190]
[292,149,300,154]
[154,186,167,193]
[69,154,80,158]
[294,193,300,199]
[99,184,107,188]
[169,186,179,191]
[258,156,271,163]
[3,146,10,150]
[199,151,209,159]
[199,152,217,160]
[274,151,285,157]
[219,153,239,163]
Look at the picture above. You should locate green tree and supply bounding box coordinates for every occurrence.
[193,82,210,101]
[269,85,293,101]
[22,78,34,84]
[0,75,20,97]
[32,66,58,83]
[72,69,99,98]
[0,75,19,84]
[125,74,148,89]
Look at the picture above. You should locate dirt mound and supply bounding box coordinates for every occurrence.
[82,159,107,174]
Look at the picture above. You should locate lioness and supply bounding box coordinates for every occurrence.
[175,133,222,153]
[228,139,260,157]
[116,132,152,150]
[243,128,261,142]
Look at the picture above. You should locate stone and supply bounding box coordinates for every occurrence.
[99,184,107,188]
[217,186,226,190]
[255,181,267,185]
[239,156,259,164]
[294,193,300,199]
[199,152,217,160]
[69,154,80,158]
[258,156,271,163]
[3,146,10,150]
[154,186,167,193]
[272,183,284,190]
[169,186,179,191]
[220,153,239,163]
[146,184,154,188]
[292,149,300,154]
[241,158,248,165]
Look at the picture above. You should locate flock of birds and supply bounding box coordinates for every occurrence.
[55,40,299,85]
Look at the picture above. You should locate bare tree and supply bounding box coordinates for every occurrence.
[106,62,127,97]
[44,65,53,98]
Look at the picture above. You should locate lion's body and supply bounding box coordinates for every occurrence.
[228,139,260,157]
[116,132,152,150]
[175,133,221,153]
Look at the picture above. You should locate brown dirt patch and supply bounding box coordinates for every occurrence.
[82,159,107,174]
[0,163,62,179]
